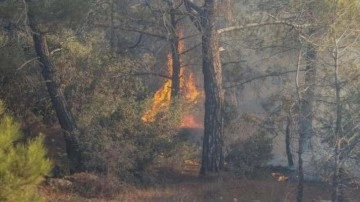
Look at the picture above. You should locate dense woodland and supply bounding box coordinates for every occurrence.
[0,0,360,201]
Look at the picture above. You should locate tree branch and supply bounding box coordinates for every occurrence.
[112,72,172,79]
[222,60,247,67]
[179,43,201,55]
[217,21,311,35]
[126,33,143,49]
[183,0,202,14]
[94,23,167,40]
[183,0,203,31]
[118,27,167,40]
[224,69,306,89]
[17,57,39,71]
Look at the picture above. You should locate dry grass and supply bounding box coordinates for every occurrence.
[119,175,332,202]
[40,163,360,202]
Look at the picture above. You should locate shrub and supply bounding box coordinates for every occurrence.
[65,172,122,198]
[78,98,180,183]
[225,132,273,177]
[0,101,52,202]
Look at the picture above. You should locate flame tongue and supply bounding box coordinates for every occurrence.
[141,54,173,122]
[141,79,172,122]
[142,29,202,128]
[180,115,203,128]
[182,72,200,102]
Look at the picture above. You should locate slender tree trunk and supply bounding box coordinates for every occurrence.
[297,96,304,202]
[169,10,181,98]
[332,141,341,202]
[109,0,117,53]
[285,116,294,167]
[331,42,343,202]
[296,54,304,202]
[301,31,317,151]
[26,1,81,172]
[297,139,304,202]
[199,0,225,176]
[297,28,317,202]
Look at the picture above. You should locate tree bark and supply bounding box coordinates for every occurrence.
[332,141,341,202]
[199,0,224,176]
[297,28,317,202]
[300,34,317,152]
[26,1,81,172]
[297,139,304,202]
[169,9,181,98]
[109,0,117,53]
[331,40,343,202]
[184,0,225,176]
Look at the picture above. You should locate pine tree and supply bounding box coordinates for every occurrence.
[0,101,51,202]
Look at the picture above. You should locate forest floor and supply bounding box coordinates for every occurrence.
[40,161,360,202]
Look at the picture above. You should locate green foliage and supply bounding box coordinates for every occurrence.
[0,101,52,202]
[79,97,182,183]
[27,0,94,25]
[0,1,24,19]
[225,132,273,177]
[0,16,47,119]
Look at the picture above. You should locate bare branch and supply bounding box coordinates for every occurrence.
[17,57,39,71]
[179,43,201,55]
[217,21,311,35]
[224,69,306,89]
[112,72,172,79]
[50,48,62,55]
[222,60,247,67]
[118,27,167,40]
[183,0,202,14]
[183,0,203,31]
[179,32,201,41]
[94,23,167,40]
[127,33,143,49]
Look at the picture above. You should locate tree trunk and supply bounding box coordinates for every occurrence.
[331,41,343,202]
[109,0,117,53]
[297,132,304,202]
[199,0,225,176]
[169,10,181,98]
[297,29,317,202]
[300,37,317,152]
[26,2,81,172]
[285,116,294,167]
[297,104,304,202]
[332,141,341,202]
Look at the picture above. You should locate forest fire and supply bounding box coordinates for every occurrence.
[180,70,202,128]
[180,115,203,128]
[142,30,202,128]
[141,54,173,123]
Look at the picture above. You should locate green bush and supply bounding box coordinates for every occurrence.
[225,132,273,177]
[78,98,181,183]
[0,101,52,202]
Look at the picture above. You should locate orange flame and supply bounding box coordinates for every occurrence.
[271,173,289,182]
[182,72,200,102]
[142,29,202,128]
[180,115,203,128]
[141,54,173,122]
